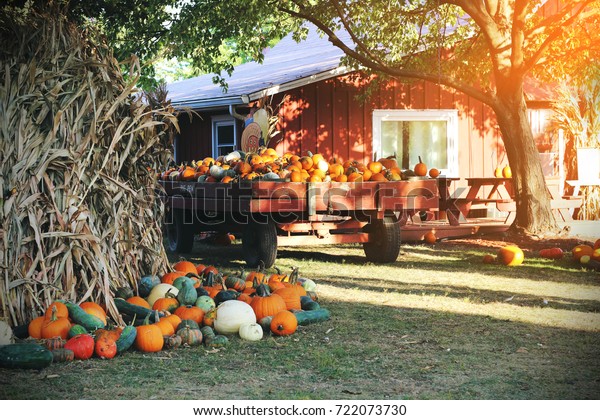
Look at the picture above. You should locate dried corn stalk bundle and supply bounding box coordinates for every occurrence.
[0,7,177,326]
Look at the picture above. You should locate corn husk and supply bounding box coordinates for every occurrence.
[0,6,176,325]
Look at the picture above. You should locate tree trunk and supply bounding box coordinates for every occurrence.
[494,91,559,234]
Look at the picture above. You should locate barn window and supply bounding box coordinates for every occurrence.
[372,110,458,176]
[211,116,238,157]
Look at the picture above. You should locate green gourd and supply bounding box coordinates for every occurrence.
[177,279,198,306]
[68,324,88,338]
[293,308,330,325]
[61,301,105,331]
[0,343,53,370]
[115,325,137,354]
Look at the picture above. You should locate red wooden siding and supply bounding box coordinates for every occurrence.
[175,73,544,181]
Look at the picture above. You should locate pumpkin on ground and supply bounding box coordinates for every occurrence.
[173,260,199,275]
[28,316,45,339]
[250,284,287,320]
[44,337,66,351]
[213,300,257,335]
[51,348,74,363]
[126,296,151,309]
[239,323,264,341]
[176,325,203,346]
[270,310,298,336]
[41,306,72,339]
[95,338,117,359]
[539,248,564,260]
[79,302,107,326]
[135,315,164,353]
[147,284,179,307]
[174,305,205,325]
[64,334,95,360]
[44,302,69,320]
[572,245,593,261]
[497,245,524,266]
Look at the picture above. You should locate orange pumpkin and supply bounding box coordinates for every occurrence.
[28,316,45,339]
[79,302,107,326]
[593,239,600,250]
[497,245,524,266]
[414,156,427,177]
[270,310,298,336]
[173,260,198,275]
[95,337,117,359]
[572,245,593,261]
[126,296,151,309]
[423,231,437,244]
[41,307,71,339]
[174,305,205,325]
[44,302,69,320]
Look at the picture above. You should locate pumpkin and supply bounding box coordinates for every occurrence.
[153,294,180,312]
[202,308,217,327]
[502,165,512,178]
[539,247,564,260]
[213,300,256,335]
[135,314,164,353]
[201,265,219,277]
[423,231,437,244]
[162,314,182,330]
[298,277,317,293]
[174,305,205,325]
[176,319,200,332]
[258,316,274,332]
[154,318,175,336]
[594,239,600,250]
[161,271,186,285]
[270,310,298,336]
[245,262,267,287]
[572,245,593,261]
[64,334,95,360]
[44,302,69,320]
[195,295,216,312]
[51,348,75,363]
[414,156,427,177]
[428,168,440,178]
[95,338,117,359]
[28,316,45,339]
[237,293,253,305]
[494,167,503,178]
[138,275,161,298]
[126,296,151,309]
[497,245,525,266]
[482,254,496,264]
[250,284,287,321]
[267,267,288,291]
[283,268,307,297]
[173,260,199,275]
[176,325,203,346]
[213,281,240,306]
[41,306,72,339]
[224,271,246,292]
[273,286,302,311]
[592,248,600,262]
[163,334,183,350]
[205,334,229,347]
[79,302,107,326]
[44,336,66,351]
[95,327,122,342]
[177,278,198,306]
[147,284,179,307]
[239,323,264,341]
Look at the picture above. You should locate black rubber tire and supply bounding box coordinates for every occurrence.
[363,216,401,263]
[165,209,195,253]
[242,221,278,268]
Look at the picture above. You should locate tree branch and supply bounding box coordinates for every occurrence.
[510,0,530,73]
[523,0,595,74]
[278,4,498,110]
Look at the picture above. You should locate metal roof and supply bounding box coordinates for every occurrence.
[167,25,353,109]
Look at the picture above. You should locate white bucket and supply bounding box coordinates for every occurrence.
[577,147,600,181]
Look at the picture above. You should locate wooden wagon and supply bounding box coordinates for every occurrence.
[158,179,439,267]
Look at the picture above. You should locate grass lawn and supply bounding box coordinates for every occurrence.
[1,235,599,400]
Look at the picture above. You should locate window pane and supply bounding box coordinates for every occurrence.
[218,146,234,156]
[217,124,234,146]
[381,120,447,169]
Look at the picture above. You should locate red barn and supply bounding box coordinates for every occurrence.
[167,25,560,186]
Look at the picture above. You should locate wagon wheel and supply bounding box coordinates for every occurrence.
[165,209,195,253]
[362,216,401,263]
[242,220,277,268]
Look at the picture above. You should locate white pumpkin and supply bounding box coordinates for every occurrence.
[213,300,256,335]
[224,150,241,163]
[147,283,179,307]
[262,172,280,180]
[238,323,264,341]
[298,277,317,292]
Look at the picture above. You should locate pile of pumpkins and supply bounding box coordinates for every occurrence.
[481,238,600,270]
[0,262,329,370]
[159,148,441,184]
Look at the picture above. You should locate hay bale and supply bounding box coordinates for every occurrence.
[0,5,176,325]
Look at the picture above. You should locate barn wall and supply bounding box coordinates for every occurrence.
[175,74,551,181]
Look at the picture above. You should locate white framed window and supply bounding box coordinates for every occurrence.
[211,115,237,157]
[372,109,459,176]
